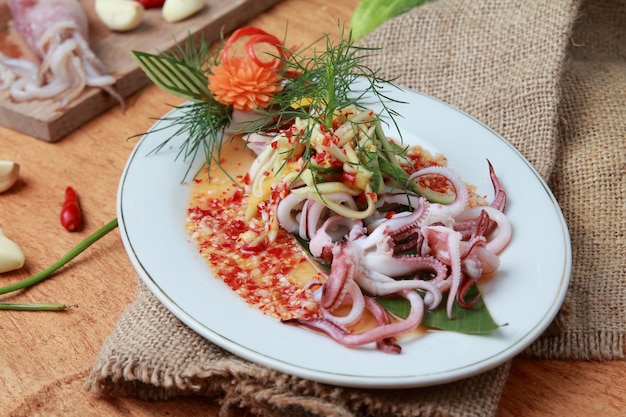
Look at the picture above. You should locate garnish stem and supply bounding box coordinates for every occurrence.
[0,302,71,311]
[324,66,336,130]
[0,218,118,295]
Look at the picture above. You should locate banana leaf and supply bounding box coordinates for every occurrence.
[376,285,503,334]
[293,234,503,334]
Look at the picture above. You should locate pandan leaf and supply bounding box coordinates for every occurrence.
[350,0,438,41]
[376,285,504,334]
[132,51,212,102]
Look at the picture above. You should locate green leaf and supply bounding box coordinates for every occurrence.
[131,51,212,102]
[350,0,438,41]
[376,285,504,334]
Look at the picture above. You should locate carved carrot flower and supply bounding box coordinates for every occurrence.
[208,27,287,111]
[209,57,283,111]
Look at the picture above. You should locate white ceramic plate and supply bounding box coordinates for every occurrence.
[118,81,571,388]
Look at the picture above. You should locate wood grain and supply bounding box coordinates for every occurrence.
[0,1,624,416]
[0,0,282,142]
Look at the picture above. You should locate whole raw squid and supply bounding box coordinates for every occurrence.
[0,0,123,108]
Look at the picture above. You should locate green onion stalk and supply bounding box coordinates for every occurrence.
[0,218,119,311]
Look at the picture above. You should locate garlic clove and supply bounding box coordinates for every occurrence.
[0,228,25,273]
[0,160,20,193]
[95,0,145,32]
[162,0,205,23]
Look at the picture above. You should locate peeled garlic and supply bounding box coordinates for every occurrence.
[0,228,25,273]
[162,0,204,23]
[0,160,19,193]
[95,0,145,32]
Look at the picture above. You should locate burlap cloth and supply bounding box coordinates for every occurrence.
[84,0,626,416]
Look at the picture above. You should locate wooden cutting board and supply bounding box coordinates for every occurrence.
[0,0,283,142]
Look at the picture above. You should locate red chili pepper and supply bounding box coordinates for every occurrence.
[342,171,357,186]
[60,186,82,232]
[385,211,398,219]
[221,27,288,70]
[133,0,165,8]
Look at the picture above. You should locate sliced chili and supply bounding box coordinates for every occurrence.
[222,27,287,70]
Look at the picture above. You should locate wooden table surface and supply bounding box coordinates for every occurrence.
[1,1,623,416]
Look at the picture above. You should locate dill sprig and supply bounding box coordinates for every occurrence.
[246,26,402,132]
[142,101,232,181]
[165,32,222,72]
[242,26,411,193]
[130,35,231,181]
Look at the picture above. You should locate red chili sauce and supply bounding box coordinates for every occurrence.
[186,138,322,320]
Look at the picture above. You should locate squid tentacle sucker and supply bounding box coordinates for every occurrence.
[280,163,512,353]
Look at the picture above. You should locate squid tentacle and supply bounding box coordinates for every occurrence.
[2,0,123,108]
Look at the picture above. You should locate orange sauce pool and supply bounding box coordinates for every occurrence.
[186,137,323,320]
